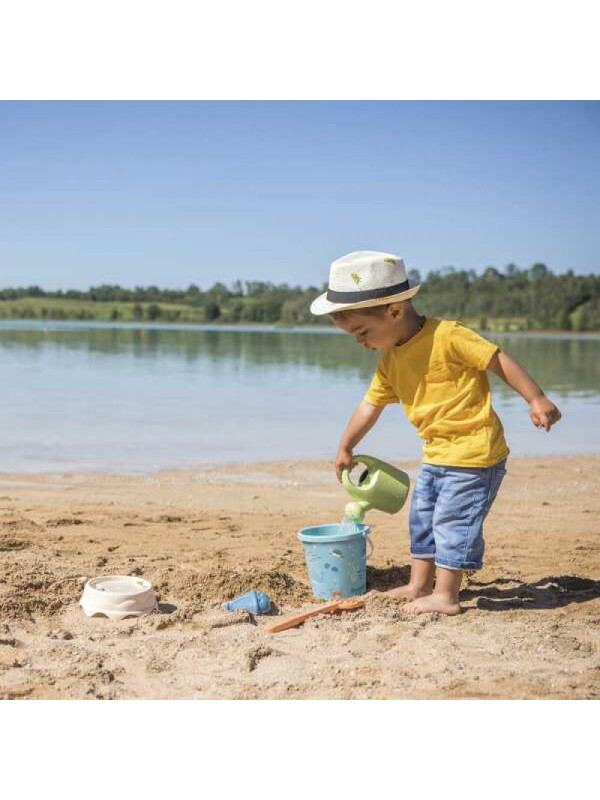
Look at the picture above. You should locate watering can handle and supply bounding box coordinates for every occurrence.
[341,453,377,487]
[353,454,377,470]
[365,533,374,559]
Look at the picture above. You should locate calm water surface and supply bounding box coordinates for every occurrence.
[1,320,598,472]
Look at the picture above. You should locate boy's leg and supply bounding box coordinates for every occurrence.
[387,557,435,599]
[386,465,438,599]
[404,459,507,616]
[403,567,462,615]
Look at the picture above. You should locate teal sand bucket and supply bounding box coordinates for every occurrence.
[297,523,371,599]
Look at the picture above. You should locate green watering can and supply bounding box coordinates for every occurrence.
[341,454,410,522]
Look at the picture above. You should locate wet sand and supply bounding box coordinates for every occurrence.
[0,457,599,699]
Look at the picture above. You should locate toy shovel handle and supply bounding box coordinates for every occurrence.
[266,598,364,633]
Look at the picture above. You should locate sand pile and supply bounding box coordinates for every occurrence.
[0,521,84,620]
[153,565,312,611]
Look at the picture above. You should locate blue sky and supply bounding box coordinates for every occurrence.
[1,101,599,290]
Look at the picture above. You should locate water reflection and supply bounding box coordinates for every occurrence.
[491,335,600,397]
[1,322,599,394]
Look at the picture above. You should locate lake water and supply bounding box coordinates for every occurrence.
[1,320,598,473]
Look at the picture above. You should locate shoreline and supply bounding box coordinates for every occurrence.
[2,317,600,338]
[1,452,599,480]
[1,456,599,699]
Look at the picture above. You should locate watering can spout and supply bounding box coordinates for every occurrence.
[344,500,371,522]
[341,454,410,520]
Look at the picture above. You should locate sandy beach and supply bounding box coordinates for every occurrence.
[1,456,599,700]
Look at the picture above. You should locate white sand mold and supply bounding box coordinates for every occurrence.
[80,575,158,620]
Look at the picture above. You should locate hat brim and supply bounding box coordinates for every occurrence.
[310,284,421,316]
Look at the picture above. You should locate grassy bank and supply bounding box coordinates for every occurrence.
[0,297,208,324]
[0,299,593,334]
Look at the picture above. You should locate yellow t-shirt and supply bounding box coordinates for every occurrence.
[363,318,509,468]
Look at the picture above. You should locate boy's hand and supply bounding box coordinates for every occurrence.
[529,395,562,432]
[488,352,562,433]
[335,447,355,483]
[334,401,384,482]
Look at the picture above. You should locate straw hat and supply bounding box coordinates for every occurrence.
[310,250,421,316]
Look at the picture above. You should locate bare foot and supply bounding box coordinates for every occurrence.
[403,593,461,616]
[385,585,431,601]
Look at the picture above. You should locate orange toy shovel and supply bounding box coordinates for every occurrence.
[265,597,364,633]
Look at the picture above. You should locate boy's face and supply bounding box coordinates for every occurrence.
[332,306,399,351]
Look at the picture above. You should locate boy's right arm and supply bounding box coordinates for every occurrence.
[335,400,385,482]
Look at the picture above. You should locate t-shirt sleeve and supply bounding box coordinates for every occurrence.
[363,359,399,406]
[449,322,499,370]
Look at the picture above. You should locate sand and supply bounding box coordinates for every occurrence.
[0,457,599,700]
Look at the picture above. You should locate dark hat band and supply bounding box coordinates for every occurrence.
[326,279,410,304]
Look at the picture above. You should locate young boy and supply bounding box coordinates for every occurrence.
[311,250,562,615]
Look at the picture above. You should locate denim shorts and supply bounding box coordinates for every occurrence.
[409,459,507,570]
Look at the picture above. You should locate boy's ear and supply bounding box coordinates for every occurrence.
[387,302,405,319]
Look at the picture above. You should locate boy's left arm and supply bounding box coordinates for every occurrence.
[487,350,562,432]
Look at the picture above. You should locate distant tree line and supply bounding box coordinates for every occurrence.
[1,264,599,330]
[413,263,600,331]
